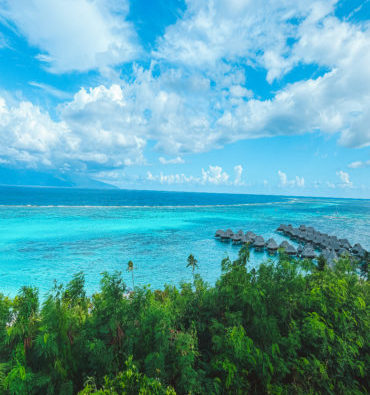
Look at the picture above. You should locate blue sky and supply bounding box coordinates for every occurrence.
[0,0,369,197]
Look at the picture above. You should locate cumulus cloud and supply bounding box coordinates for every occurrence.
[0,0,140,73]
[156,0,370,148]
[0,95,70,168]
[155,0,318,70]
[278,171,305,187]
[146,164,243,186]
[0,0,369,182]
[0,89,145,171]
[336,170,353,187]
[348,160,370,169]
[159,156,185,165]
[233,165,244,186]
[201,165,229,185]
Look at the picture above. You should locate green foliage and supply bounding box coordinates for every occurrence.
[186,254,198,276]
[0,248,369,394]
[127,261,135,289]
[317,254,326,271]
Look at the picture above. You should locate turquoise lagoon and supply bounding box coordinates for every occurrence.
[0,186,369,297]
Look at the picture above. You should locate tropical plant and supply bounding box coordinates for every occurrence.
[186,254,198,277]
[0,249,368,394]
[127,260,135,290]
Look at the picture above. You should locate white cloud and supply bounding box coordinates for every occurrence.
[155,0,370,149]
[29,81,71,100]
[336,170,353,187]
[278,170,288,186]
[155,0,319,70]
[233,165,244,185]
[146,164,244,186]
[348,160,370,169]
[0,0,139,73]
[159,156,185,165]
[295,176,305,187]
[229,85,253,99]
[278,170,305,187]
[147,171,196,185]
[0,95,70,168]
[59,84,147,167]
[0,89,146,171]
[0,0,369,182]
[201,165,229,185]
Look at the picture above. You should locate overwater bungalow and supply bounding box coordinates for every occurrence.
[245,231,256,242]
[220,231,231,241]
[253,236,265,250]
[283,225,293,235]
[279,240,290,249]
[266,238,278,253]
[290,229,300,240]
[285,243,297,256]
[215,229,224,237]
[352,243,366,258]
[224,229,233,239]
[301,245,316,259]
[339,238,351,250]
[277,224,286,232]
[231,234,243,244]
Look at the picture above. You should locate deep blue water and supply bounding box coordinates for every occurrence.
[0,186,369,298]
[0,186,288,206]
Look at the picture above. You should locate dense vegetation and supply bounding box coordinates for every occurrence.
[0,246,368,394]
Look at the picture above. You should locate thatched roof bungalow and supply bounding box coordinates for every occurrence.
[253,236,265,250]
[285,243,297,256]
[266,238,278,252]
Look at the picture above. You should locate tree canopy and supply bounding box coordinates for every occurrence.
[0,249,368,394]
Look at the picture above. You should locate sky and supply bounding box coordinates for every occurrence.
[0,0,369,198]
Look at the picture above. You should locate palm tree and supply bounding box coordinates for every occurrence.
[360,251,369,280]
[186,254,198,277]
[127,260,135,290]
[238,243,250,266]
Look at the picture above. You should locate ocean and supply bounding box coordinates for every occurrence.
[0,186,369,297]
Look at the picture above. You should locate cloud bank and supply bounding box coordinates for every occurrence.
[0,0,369,194]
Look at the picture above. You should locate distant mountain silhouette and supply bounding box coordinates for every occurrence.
[0,168,116,189]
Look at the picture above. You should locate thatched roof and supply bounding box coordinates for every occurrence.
[253,236,265,248]
[231,234,242,243]
[279,240,290,249]
[301,245,316,259]
[337,248,347,257]
[225,229,234,238]
[352,243,366,257]
[245,231,256,241]
[266,238,278,250]
[215,230,224,237]
[339,239,351,250]
[285,244,297,255]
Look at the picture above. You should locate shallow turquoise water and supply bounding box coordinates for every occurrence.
[0,187,369,297]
